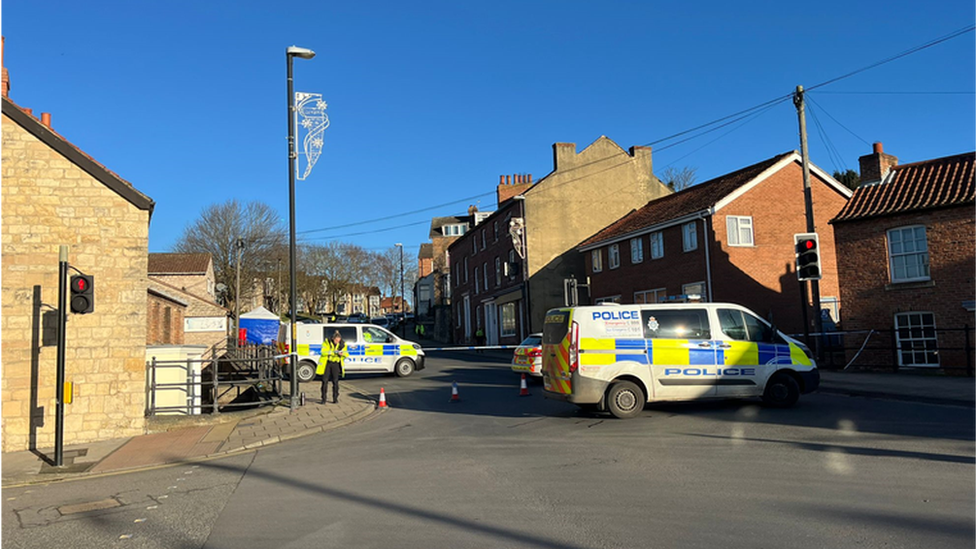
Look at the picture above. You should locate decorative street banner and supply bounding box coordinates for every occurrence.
[295,92,329,180]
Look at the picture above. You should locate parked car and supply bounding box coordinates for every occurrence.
[371,317,391,329]
[511,333,544,377]
[347,313,367,324]
[290,323,426,382]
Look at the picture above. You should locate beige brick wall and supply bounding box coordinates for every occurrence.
[2,114,150,453]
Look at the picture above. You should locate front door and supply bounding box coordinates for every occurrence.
[485,302,498,345]
[463,295,472,343]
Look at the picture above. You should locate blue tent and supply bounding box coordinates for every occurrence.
[239,306,281,345]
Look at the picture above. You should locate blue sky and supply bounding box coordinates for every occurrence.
[4,1,974,257]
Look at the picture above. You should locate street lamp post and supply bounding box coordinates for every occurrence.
[395,243,405,338]
[286,45,315,411]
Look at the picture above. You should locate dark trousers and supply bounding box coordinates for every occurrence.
[321,362,341,402]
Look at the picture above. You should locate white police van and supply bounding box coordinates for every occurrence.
[542,302,819,419]
[291,323,425,382]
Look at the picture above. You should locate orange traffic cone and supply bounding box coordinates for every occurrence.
[519,374,530,397]
[450,381,461,403]
[378,388,388,408]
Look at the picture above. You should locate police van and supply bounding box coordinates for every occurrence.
[541,302,819,419]
[291,323,425,382]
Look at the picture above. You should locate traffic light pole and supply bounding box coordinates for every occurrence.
[794,86,823,355]
[55,245,68,467]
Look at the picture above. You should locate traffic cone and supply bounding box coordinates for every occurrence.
[519,374,530,397]
[450,381,461,403]
[378,388,388,408]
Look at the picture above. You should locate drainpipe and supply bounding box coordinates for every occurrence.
[700,211,713,302]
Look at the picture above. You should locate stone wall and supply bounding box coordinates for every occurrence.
[1,113,150,452]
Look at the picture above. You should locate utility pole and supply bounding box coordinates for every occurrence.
[235,237,245,343]
[793,85,823,354]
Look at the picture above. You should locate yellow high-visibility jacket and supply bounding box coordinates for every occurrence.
[317,340,347,376]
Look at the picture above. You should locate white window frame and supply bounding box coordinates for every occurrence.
[591,250,603,273]
[726,216,754,247]
[650,232,664,259]
[894,312,939,368]
[474,266,480,294]
[609,244,620,269]
[887,225,930,283]
[483,262,489,292]
[630,237,644,264]
[683,221,698,252]
[634,288,666,304]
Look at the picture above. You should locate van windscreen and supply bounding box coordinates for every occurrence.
[542,311,570,345]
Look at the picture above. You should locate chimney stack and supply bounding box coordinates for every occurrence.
[858,142,898,185]
[41,112,51,128]
[1,36,9,98]
[553,142,577,171]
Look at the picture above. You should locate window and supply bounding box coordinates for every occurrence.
[726,216,754,246]
[895,312,939,367]
[501,303,517,337]
[888,226,930,282]
[595,295,621,304]
[474,266,480,294]
[650,232,663,259]
[609,244,620,269]
[630,237,644,263]
[483,262,489,292]
[481,231,486,250]
[634,288,666,304]
[509,250,517,279]
[683,222,698,252]
[495,257,501,286]
[591,250,603,273]
[718,309,781,343]
[362,326,393,343]
[494,221,499,242]
[476,305,482,331]
[472,236,477,254]
[641,309,710,339]
[682,282,705,299]
[443,224,466,236]
[463,257,468,282]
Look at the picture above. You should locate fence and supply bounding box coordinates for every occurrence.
[146,340,284,416]
[795,325,974,376]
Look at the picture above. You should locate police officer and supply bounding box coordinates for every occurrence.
[319,330,347,404]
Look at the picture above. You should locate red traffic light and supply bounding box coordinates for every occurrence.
[801,239,815,250]
[69,275,94,314]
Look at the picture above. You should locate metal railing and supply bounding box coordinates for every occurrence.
[794,324,974,376]
[146,340,285,416]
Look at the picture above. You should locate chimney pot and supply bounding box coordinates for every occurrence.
[41,112,51,127]
[873,142,883,154]
[528,174,532,184]
[24,108,32,116]
[499,175,505,186]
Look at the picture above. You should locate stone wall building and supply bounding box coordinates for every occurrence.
[1,67,155,452]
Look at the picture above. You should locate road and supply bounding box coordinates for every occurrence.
[4,352,974,548]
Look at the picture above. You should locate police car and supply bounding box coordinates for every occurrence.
[511,333,543,377]
[291,323,425,382]
[541,302,819,419]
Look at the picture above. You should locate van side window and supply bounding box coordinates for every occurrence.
[337,327,358,343]
[363,326,392,343]
[641,309,710,340]
[719,309,780,344]
[718,309,748,340]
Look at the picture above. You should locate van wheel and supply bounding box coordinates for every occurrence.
[395,359,415,378]
[606,381,644,419]
[762,372,800,408]
[296,361,317,383]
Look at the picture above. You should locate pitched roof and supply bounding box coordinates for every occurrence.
[148,253,212,275]
[418,243,433,259]
[429,216,469,239]
[832,152,975,223]
[2,96,155,214]
[579,152,793,249]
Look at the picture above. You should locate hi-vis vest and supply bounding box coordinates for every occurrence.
[317,340,347,375]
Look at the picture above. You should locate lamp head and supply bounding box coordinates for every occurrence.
[287,46,316,59]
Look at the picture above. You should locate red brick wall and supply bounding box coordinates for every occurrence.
[834,205,975,373]
[586,161,850,336]
[147,294,185,345]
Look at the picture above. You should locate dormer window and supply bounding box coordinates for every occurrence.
[443,224,467,236]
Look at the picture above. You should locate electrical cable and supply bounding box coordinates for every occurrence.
[806,94,872,147]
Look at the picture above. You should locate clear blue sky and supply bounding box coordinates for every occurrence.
[4,1,974,257]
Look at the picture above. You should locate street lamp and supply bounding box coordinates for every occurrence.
[287,45,315,411]
[395,243,405,338]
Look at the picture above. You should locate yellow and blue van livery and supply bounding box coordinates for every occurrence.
[291,323,424,382]
[542,303,819,419]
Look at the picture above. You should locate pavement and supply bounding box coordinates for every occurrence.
[2,359,973,488]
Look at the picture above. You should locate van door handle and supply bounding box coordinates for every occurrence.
[697,342,712,348]
[717,344,732,349]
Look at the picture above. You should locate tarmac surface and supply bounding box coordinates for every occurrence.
[2,358,973,488]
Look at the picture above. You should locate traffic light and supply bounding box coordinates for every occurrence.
[794,233,821,281]
[69,275,94,314]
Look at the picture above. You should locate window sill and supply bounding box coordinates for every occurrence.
[885,279,935,291]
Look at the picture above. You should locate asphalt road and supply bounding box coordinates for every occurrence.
[4,352,974,549]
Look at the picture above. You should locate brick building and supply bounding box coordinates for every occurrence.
[450,136,671,345]
[830,145,975,374]
[1,52,155,451]
[148,253,228,348]
[579,151,853,335]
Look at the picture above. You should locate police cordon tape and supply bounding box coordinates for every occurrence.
[419,345,519,352]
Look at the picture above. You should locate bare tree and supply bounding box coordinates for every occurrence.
[661,166,698,192]
[173,200,285,313]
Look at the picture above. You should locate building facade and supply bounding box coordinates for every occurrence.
[2,85,155,451]
[579,151,852,336]
[831,145,975,374]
